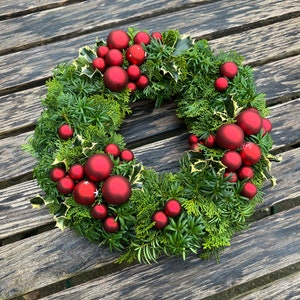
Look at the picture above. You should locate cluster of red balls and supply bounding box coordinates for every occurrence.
[188,108,273,200]
[92,29,163,93]
[52,124,135,232]
[214,61,238,92]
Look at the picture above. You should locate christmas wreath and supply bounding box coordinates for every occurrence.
[26,28,278,264]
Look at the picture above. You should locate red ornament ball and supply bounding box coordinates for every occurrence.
[106,29,130,50]
[103,216,120,233]
[92,57,106,72]
[240,142,261,166]
[224,171,238,182]
[57,177,75,195]
[236,109,262,136]
[188,134,198,145]
[126,44,146,65]
[73,180,97,205]
[134,31,151,45]
[68,164,85,181]
[237,166,254,180]
[104,143,120,158]
[103,66,129,92]
[50,167,65,182]
[216,123,244,150]
[204,134,216,148]
[91,203,108,219]
[127,82,137,92]
[151,31,163,41]
[220,61,238,79]
[152,211,168,229]
[127,64,141,81]
[105,49,123,66]
[58,124,74,140]
[136,74,149,89]
[164,199,181,217]
[120,149,134,161]
[189,143,202,151]
[262,118,272,135]
[96,45,109,58]
[221,151,242,171]
[214,77,228,92]
[102,175,132,205]
[241,182,257,199]
[84,154,113,182]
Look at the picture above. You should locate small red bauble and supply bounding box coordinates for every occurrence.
[262,118,272,135]
[127,82,137,92]
[204,134,216,148]
[188,134,198,145]
[126,44,146,65]
[240,142,261,166]
[91,203,108,219]
[103,66,129,92]
[84,154,113,182]
[237,166,254,180]
[103,216,120,233]
[57,177,75,195]
[134,31,151,45]
[189,143,202,151]
[102,175,132,205]
[127,64,141,81]
[68,164,85,181]
[216,123,244,150]
[236,109,262,136]
[92,57,106,72]
[104,143,120,158]
[164,199,181,217]
[106,29,130,50]
[120,149,134,161]
[73,180,97,205]
[214,77,228,92]
[222,151,242,171]
[58,124,74,140]
[241,182,257,199]
[151,31,163,41]
[97,45,109,58]
[105,49,123,66]
[136,74,149,89]
[224,171,238,182]
[220,61,238,79]
[50,167,65,182]
[152,211,168,229]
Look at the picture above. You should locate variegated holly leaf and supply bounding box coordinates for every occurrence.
[173,35,194,56]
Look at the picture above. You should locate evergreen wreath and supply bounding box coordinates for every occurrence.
[25,28,278,264]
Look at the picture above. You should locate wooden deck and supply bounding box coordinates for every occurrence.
[0,1,299,299]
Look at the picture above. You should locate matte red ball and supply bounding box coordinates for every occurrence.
[136,74,149,89]
[189,143,202,151]
[105,49,123,66]
[214,77,228,92]
[102,175,131,205]
[224,171,238,182]
[237,166,254,180]
[216,123,244,150]
[103,66,129,92]
[106,29,130,50]
[97,45,109,58]
[92,57,106,72]
[58,124,74,140]
[222,151,242,171]
[262,118,272,135]
[103,216,120,233]
[91,203,108,219]
[151,31,163,41]
[220,61,238,79]
[68,164,85,181]
[127,82,137,92]
[134,31,151,45]
[57,177,75,195]
[120,149,134,161]
[240,142,261,166]
[188,134,198,145]
[241,182,257,199]
[126,44,146,65]
[204,134,216,148]
[104,143,120,158]
[127,64,141,81]
[50,167,65,182]
[73,180,97,205]
[152,211,168,229]
[84,154,113,182]
[164,199,181,217]
[236,109,262,136]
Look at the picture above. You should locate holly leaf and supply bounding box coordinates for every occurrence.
[55,216,66,231]
[161,61,180,82]
[30,194,45,209]
[173,35,194,56]
[78,46,97,63]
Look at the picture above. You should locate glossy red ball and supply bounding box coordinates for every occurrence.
[152,211,168,229]
[106,29,130,50]
[240,142,261,166]
[221,151,242,171]
[58,124,74,140]
[73,180,97,205]
[220,61,238,79]
[216,123,244,150]
[236,109,262,136]
[103,216,120,233]
[164,199,181,217]
[84,154,113,182]
[126,44,146,65]
[50,167,65,182]
[241,182,257,199]
[91,203,108,219]
[57,177,75,195]
[103,66,128,92]
[68,164,85,181]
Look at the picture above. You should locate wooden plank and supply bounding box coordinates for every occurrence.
[3,205,298,300]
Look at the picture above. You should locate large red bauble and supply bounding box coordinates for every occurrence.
[103,66,128,92]
[237,166,254,180]
[220,61,238,79]
[236,109,262,136]
[73,180,97,205]
[104,143,120,158]
[126,44,146,65]
[84,154,113,182]
[58,124,74,140]
[134,31,151,45]
[221,151,242,171]
[91,203,108,219]
[105,49,123,66]
[103,216,120,233]
[102,175,131,205]
[106,29,130,50]
[214,77,228,92]
[240,142,261,166]
[50,167,65,182]
[216,123,244,150]
[127,64,141,81]
[241,182,257,199]
[68,164,85,181]
[120,149,134,161]
[92,57,106,72]
[164,199,181,217]
[57,177,75,195]
[152,211,168,229]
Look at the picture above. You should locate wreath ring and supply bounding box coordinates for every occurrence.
[26,28,277,264]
